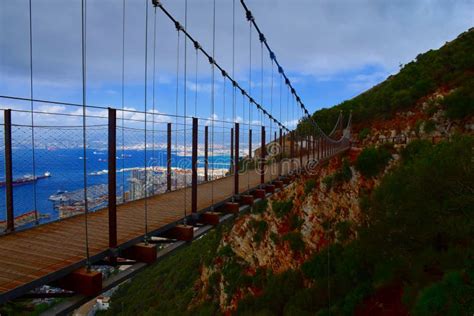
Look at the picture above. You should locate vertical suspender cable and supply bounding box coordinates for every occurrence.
[270,59,274,151]
[222,75,226,171]
[28,0,38,225]
[143,0,149,243]
[232,0,236,124]
[183,0,188,219]
[174,28,180,191]
[122,0,125,202]
[194,46,198,117]
[259,38,263,189]
[247,20,252,192]
[81,0,91,271]
[121,0,126,203]
[210,0,216,209]
[231,0,236,201]
[152,4,157,171]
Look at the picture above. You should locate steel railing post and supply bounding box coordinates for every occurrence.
[108,108,117,250]
[4,109,14,233]
[167,122,172,192]
[191,118,198,213]
[234,123,239,196]
[204,125,209,182]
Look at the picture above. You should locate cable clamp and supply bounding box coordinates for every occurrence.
[269,51,275,60]
[208,56,215,65]
[221,70,227,77]
[285,78,290,85]
[194,40,200,50]
[152,0,161,7]
[259,33,265,43]
[246,10,254,21]
[175,21,182,31]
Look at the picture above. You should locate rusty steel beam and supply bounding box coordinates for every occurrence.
[191,118,198,213]
[204,125,209,182]
[234,123,239,196]
[4,109,14,232]
[249,128,252,159]
[167,123,172,192]
[260,125,265,185]
[230,127,234,174]
[108,108,117,249]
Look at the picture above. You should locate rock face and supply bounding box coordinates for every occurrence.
[190,94,473,313]
[355,88,474,147]
[192,152,380,313]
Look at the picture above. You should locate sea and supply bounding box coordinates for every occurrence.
[0,148,231,227]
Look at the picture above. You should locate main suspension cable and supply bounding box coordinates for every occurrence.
[154,2,288,133]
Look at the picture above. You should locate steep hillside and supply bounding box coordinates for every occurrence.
[102,29,474,315]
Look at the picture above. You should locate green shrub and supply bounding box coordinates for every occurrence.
[358,128,371,141]
[322,159,352,189]
[401,139,432,161]
[270,232,280,245]
[253,199,268,214]
[335,220,352,242]
[272,199,293,218]
[442,78,474,119]
[283,232,305,253]
[322,174,335,190]
[413,271,474,316]
[250,219,269,244]
[304,178,316,195]
[355,146,392,178]
[424,120,436,134]
[290,215,304,230]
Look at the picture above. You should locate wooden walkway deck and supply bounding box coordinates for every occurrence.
[0,158,303,302]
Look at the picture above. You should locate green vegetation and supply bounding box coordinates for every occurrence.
[282,231,305,253]
[442,77,474,119]
[252,199,268,214]
[103,225,225,315]
[102,136,473,316]
[236,136,474,315]
[423,119,436,133]
[304,178,316,195]
[355,145,392,178]
[358,127,371,141]
[0,299,63,316]
[272,199,293,218]
[322,158,353,189]
[297,28,474,134]
[250,219,269,244]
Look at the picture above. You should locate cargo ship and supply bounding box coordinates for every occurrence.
[0,172,51,187]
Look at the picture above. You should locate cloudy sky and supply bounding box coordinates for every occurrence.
[0,0,472,128]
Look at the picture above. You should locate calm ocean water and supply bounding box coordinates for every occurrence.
[0,148,230,225]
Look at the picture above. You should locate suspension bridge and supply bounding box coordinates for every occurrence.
[0,0,351,307]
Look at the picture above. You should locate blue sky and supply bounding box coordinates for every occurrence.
[0,0,473,130]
